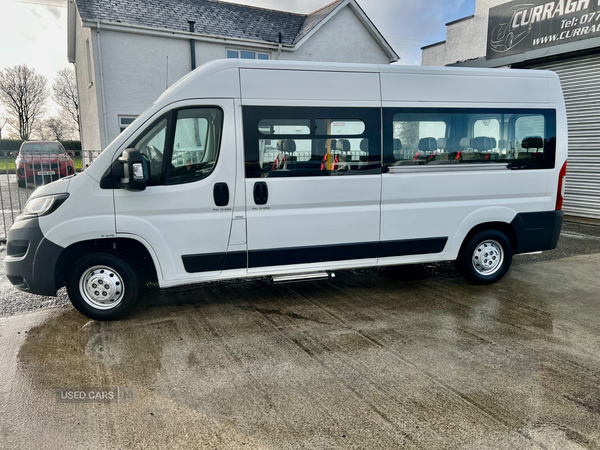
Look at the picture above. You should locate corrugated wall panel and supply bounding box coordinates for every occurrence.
[524,53,600,219]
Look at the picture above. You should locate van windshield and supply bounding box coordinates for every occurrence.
[20,143,65,154]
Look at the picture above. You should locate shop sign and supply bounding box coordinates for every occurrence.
[487,0,600,59]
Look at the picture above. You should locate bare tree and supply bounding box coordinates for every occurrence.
[52,68,79,137]
[43,116,71,141]
[0,65,48,140]
[0,116,7,140]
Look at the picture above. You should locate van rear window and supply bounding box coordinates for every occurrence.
[384,108,556,170]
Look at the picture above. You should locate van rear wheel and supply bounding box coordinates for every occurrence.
[457,230,513,284]
[67,253,141,320]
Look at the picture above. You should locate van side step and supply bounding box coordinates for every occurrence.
[271,271,335,284]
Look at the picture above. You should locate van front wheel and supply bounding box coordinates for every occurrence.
[457,230,513,284]
[67,253,141,320]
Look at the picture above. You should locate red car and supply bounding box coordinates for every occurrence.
[16,141,75,188]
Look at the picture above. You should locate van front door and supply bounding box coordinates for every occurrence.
[114,100,238,285]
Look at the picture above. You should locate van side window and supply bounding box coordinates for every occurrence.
[132,117,168,185]
[128,107,223,186]
[243,107,381,178]
[389,120,446,164]
[383,108,556,170]
[167,108,223,185]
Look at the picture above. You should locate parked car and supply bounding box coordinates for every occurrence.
[15,141,75,188]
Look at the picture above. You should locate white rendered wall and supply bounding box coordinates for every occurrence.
[75,16,103,151]
[422,0,509,66]
[98,29,191,145]
[281,6,390,64]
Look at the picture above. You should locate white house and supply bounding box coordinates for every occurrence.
[66,0,398,151]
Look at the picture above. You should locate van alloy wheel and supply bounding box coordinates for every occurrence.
[79,265,125,310]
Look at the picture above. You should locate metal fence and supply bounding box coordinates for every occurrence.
[0,150,103,243]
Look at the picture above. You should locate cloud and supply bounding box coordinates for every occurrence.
[46,6,62,20]
[359,0,467,64]
[0,2,71,115]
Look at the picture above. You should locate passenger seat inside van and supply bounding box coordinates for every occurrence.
[417,137,437,162]
[335,139,352,170]
[386,138,402,164]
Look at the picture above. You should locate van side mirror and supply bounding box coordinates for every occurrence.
[118,149,147,192]
[67,150,74,157]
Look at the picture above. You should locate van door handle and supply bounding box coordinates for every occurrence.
[213,183,229,207]
[254,182,268,205]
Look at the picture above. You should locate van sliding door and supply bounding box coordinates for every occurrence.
[242,105,382,272]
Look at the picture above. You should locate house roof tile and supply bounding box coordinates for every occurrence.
[75,0,345,45]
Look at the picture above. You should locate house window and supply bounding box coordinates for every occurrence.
[86,39,93,86]
[119,116,137,133]
[226,49,269,60]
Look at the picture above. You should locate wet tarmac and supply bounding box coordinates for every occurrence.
[1,251,600,449]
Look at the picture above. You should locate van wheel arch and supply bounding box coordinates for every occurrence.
[458,222,517,259]
[54,238,158,290]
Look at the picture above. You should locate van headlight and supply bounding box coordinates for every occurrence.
[22,194,69,217]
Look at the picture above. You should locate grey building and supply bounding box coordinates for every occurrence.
[422,0,600,219]
[67,0,398,152]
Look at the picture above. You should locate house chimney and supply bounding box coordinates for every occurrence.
[188,21,196,70]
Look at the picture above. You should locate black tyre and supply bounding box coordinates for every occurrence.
[66,253,141,320]
[17,178,25,188]
[456,230,513,285]
[506,32,514,49]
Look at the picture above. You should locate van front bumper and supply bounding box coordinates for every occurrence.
[4,217,63,297]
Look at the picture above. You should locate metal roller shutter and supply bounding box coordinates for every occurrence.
[523,53,600,219]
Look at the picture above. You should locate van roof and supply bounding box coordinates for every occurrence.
[204,58,558,77]
[154,59,559,109]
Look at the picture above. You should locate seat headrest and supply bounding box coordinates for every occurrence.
[460,137,472,149]
[437,138,448,150]
[360,139,369,152]
[336,139,351,152]
[283,139,296,153]
[521,136,544,150]
[276,140,285,151]
[471,137,497,151]
[314,139,327,152]
[393,138,402,151]
[418,137,437,152]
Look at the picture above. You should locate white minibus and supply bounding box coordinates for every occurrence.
[4,60,568,320]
